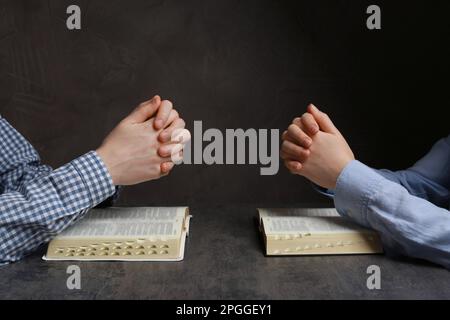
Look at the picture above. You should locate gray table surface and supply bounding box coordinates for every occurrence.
[0,206,449,300]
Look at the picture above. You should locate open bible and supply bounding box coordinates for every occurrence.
[258,208,383,256]
[44,207,191,261]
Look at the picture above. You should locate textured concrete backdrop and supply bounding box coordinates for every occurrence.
[0,0,449,206]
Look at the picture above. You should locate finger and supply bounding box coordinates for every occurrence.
[280,150,305,162]
[300,112,320,136]
[160,162,175,175]
[282,130,298,144]
[165,128,191,145]
[126,95,161,124]
[280,150,294,161]
[159,117,185,143]
[307,104,339,134]
[281,122,306,146]
[154,100,173,130]
[171,148,184,165]
[292,117,303,129]
[287,124,312,148]
[281,140,311,162]
[158,156,174,163]
[292,115,319,136]
[285,160,303,174]
[173,128,191,144]
[145,108,178,131]
[158,143,184,158]
[164,109,180,129]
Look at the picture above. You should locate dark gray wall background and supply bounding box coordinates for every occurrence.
[0,0,449,207]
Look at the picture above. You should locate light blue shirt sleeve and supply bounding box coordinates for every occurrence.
[375,137,450,208]
[334,135,450,269]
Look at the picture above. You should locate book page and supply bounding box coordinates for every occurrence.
[259,208,372,235]
[258,208,340,219]
[57,207,187,239]
[262,216,369,235]
[259,208,382,255]
[44,207,190,262]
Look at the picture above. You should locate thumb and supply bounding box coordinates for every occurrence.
[126,95,161,123]
[307,104,340,134]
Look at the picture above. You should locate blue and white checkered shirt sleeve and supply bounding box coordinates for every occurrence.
[0,117,116,265]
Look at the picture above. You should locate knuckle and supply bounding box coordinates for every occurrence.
[162,100,173,108]
[161,147,170,157]
[178,118,185,127]
[163,163,173,173]
[295,149,305,159]
[288,164,298,174]
[298,130,308,139]
[302,113,312,122]
[298,130,308,140]
[182,129,191,142]
[300,136,310,144]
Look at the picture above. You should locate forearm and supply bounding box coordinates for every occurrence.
[334,160,450,269]
[375,169,449,208]
[374,136,450,206]
[0,151,115,265]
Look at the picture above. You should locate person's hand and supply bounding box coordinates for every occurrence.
[281,105,321,162]
[281,104,355,189]
[96,96,190,186]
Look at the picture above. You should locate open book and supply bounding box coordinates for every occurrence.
[258,208,383,256]
[44,207,191,261]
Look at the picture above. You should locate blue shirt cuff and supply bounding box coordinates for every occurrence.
[334,160,385,228]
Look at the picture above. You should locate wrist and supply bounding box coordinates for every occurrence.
[330,156,355,189]
[95,147,119,185]
[334,158,355,185]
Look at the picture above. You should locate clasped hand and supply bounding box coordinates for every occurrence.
[281,104,355,189]
[97,96,354,189]
[97,96,190,186]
